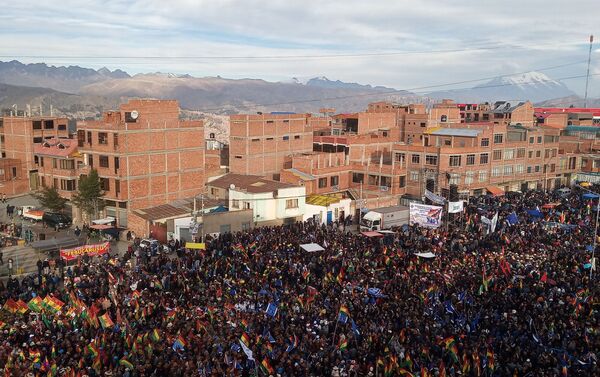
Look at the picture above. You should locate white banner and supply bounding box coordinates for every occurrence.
[409,203,443,228]
[448,201,464,214]
[424,189,446,205]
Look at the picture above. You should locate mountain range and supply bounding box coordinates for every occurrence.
[0,60,593,119]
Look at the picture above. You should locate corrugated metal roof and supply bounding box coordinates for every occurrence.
[426,128,481,137]
[306,194,341,206]
[287,168,316,181]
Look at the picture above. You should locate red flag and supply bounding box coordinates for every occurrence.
[540,272,548,283]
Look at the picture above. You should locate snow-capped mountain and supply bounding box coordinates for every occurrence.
[428,71,576,103]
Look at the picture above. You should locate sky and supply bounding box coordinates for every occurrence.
[1,0,600,96]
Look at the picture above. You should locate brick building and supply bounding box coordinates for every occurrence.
[33,138,81,199]
[229,113,321,180]
[0,115,69,192]
[0,158,29,196]
[76,99,205,226]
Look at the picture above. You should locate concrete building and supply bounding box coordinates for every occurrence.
[33,138,81,199]
[207,173,305,226]
[76,99,205,226]
[0,115,70,192]
[229,113,321,180]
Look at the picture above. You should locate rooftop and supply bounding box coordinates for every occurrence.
[208,173,299,193]
[425,127,481,137]
[33,138,78,158]
[134,197,225,222]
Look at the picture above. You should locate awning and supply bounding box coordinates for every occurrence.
[92,217,115,225]
[486,186,505,196]
[299,243,325,253]
[361,231,384,238]
[89,224,113,230]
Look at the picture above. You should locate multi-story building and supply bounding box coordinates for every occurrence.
[0,158,29,196]
[77,99,205,226]
[0,115,69,191]
[229,113,322,180]
[33,138,81,199]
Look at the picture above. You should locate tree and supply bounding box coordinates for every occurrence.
[33,185,68,213]
[72,169,105,220]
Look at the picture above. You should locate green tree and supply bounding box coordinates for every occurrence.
[33,185,68,213]
[72,169,105,220]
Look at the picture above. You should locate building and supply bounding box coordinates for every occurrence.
[76,99,205,226]
[33,138,82,199]
[0,115,70,192]
[229,113,321,180]
[0,158,29,196]
[207,173,305,226]
[303,194,352,225]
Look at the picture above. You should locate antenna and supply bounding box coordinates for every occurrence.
[584,34,594,108]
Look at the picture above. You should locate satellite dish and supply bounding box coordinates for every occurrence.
[130,110,139,119]
[229,184,236,190]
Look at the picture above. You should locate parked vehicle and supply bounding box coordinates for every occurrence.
[42,212,72,229]
[21,206,44,222]
[360,205,410,232]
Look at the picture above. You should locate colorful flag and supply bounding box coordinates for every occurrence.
[285,334,298,353]
[261,357,275,375]
[338,305,350,324]
[265,302,278,317]
[3,298,18,313]
[15,299,29,314]
[338,336,348,351]
[240,319,249,331]
[336,268,345,284]
[487,347,495,371]
[98,313,114,329]
[173,335,186,351]
[150,328,160,342]
[119,357,134,369]
[240,332,251,348]
[27,296,43,312]
[86,343,99,359]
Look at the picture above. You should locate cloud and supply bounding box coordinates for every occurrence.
[0,0,599,96]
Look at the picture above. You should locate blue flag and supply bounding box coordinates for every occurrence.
[266,302,278,317]
[338,312,348,324]
[507,212,519,225]
[367,287,387,298]
[350,318,361,337]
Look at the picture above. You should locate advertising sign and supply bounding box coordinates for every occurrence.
[60,242,110,261]
[409,203,443,228]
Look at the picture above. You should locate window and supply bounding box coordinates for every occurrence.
[231,199,240,209]
[44,120,54,129]
[503,165,513,175]
[529,137,534,144]
[59,160,75,170]
[244,202,251,210]
[266,120,274,124]
[492,167,501,177]
[466,154,475,165]
[517,148,526,158]
[411,154,420,164]
[465,171,474,184]
[493,150,502,160]
[527,166,532,173]
[283,136,289,141]
[60,179,76,191]
[352,173,364,183]
[449,155,461,167]
[504,149,514,160]
[266,137,274,141]
[294,135,301,140]
[53,178,58,188]
[536,150,541,158]
[479,171,487,182]
[32,121,42,130]
[515,165,524,174]
[40,157,44,167]
[410,171,419,181]
[493,134,504,144]
[481,138,490,147]
[52,159,57,169]
[58,124,67,131]
[444,139,452,146]
[528,151,533,159]
[330,176,339,186]
[113,133,119,147]
[318,178,327,188]
[77,130,85,147]
[534,165,540,173]
[537,136,542,143]
[125,112,138,122]
[99,155,109,168]
[399,176,406,188]
[420,122,426,127]
[286,199,299,209]
[425,155,438,165]
[115,180,120,196]
[98,132,108,145]
[552,149,557,157]
[480,153,489,164]
[449,173,460,185]
[440,115,447,122]
[101,178,110,191]
[251,138,260,142]
[87,131,92,145]
[395,153,405,163]
[114,157,120,172]
[235,155,242,159]
[33,137,43,143]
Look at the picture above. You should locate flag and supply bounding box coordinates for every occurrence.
[98,313,114,329]
[302,270,311,280]
[487,347,495,371]
[150,328,160,342]
[119,357,134,369]
[338,305,350,324]
[3,298,18,313]
[86,343,99,359]
[261,357,275,375]
[367,287,387,298]
[239,339,254,360]
[173,335,186,351]
[338,336,348,351]
[240,332,251,348]
[265,302,278,317]
[27,296,43,312]
[15,299,28,314]
[240,318,249,331]
[507,212,519,225]
[439,360,446,377]
[350,318,361,337]
[285,334,298,353]
[421,366,430,377]
[540,272,548,283]
[336,268,345,284]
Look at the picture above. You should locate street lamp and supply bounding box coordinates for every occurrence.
[577,184,599,280]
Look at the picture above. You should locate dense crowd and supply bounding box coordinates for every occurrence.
[0,188,598,376]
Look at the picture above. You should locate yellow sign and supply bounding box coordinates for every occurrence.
[185,242,206,250]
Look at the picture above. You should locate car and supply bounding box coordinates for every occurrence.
[42,212,72,229]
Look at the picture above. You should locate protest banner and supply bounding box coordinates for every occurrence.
[60,242,110,261]
[409,203,443,228]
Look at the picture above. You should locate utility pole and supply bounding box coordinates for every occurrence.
[584,34,594,108]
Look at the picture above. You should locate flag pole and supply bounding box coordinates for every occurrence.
[332,319,339,347]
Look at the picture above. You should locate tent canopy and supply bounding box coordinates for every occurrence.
[92,217,115,225]
[89,224,113,230]
[299,243,325,252]
[361,231,384,238]
[415,252,436,258]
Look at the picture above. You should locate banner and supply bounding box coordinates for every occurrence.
[185,242,206,250]
[448,201,464,214]
[60,242,109,261]
[424,189,446,205]
[409,203,443,228]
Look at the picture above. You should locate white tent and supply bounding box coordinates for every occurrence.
[300,243,325,253]
[415,252,436,259]
[92,216,116,225]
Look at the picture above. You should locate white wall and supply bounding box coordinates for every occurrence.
[228,186,306,223]
[275,186,306,220]
[302,198,351,224]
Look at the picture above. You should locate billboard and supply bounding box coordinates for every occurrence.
[60,242,110,261]
[409,203,443,228]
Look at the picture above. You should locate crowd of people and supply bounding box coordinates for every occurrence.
[0,187,598,376]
